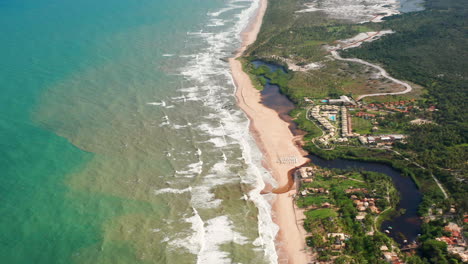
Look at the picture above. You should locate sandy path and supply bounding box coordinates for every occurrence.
[331,51,413,100]
[229,0,311,263]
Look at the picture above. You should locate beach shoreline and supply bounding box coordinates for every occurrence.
[229,0,311,263]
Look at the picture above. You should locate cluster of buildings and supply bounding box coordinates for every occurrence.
[382,250,404,264]
[297,166,316,186]
[355,111,376,119]
[327,233,350,251]
[297,167,332,196]
[306,96,414,149]
[345,187,368,194]
[358,134,405,146]
[298,166,314,178]
[436,223,468,262]
[297,166,314,184]
[302,187,330,197]
[363,99,415,113]
[340,106,351,138]
[309,105,353,146]
[351,195,381,214]
[326,95,355,105]
[410,118,433,125]
[297,166,409,263]
[309,105,338,145]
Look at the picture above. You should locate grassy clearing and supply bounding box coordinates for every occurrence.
[290,108,322,138]
[297,195,332,208]
[351,117,373,134]
[305,208,338,219]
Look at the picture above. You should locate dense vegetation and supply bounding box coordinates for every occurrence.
[342,0,468,212]
[245,0,467,262]
[245,0,383,101]
[300,169,398,263]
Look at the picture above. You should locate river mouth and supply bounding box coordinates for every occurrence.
[252,59,422,245]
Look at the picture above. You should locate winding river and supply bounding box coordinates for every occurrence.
[252,60,422,244]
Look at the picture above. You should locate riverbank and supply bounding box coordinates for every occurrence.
[229,0,311,263]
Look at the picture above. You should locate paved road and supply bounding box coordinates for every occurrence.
[331,51,413,101]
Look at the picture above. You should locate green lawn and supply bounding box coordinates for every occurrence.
[305,208,338,219]
[303,176,366,191]
[351,117,373,135]
[297,195,332,208]
[291,108,322,138]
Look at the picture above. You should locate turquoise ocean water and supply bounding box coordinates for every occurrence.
[0,0,278,263]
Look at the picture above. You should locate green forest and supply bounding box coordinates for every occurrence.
[342,0,468,212]
[244,0,467,262]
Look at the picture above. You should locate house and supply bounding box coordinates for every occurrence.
[437,222,468,262]
[370,205,381,214]
[449,205,456,213]
[410,118,433,125]
[448,246,468,262]
[345,188,368,194]
[383,252,404,264]
[356,212,367,221]
[390,134,405,140]
[298,167,314,179]
[328,95,355,105]
[327,233,347,241]
[355,112,376,119]
[307,188,329,194]
[358,136,368,145]
[444,223,462,239]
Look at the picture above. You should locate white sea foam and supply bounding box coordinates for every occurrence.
[206,137,228,148]
[173,124,189,129]
[191,186,223,209]
[175,160,203,177]
[168,208,205,255]
[207,18,226,27]
[196,216,248,264]
[208,3,245,17]
[162,0,280,262]
[159,115,170,127]
[221,152,227,163]
[146,100,166,106]
[155,186,192,195]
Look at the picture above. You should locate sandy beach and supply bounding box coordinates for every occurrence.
[229,0,311,263]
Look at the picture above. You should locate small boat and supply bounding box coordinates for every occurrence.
[385,230,390,234]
